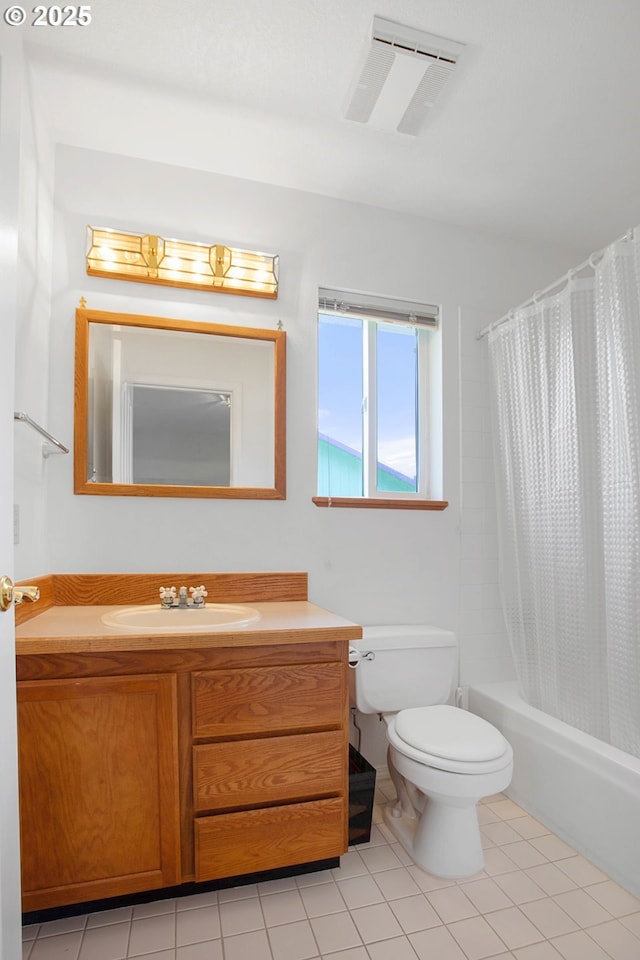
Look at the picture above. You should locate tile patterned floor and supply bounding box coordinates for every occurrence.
[22,781,640,960]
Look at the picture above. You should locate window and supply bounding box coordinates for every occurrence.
[315,288,445,509]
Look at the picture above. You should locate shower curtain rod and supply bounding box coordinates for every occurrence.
[476,227,634,340]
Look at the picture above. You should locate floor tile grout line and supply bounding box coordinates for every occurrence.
[172,900,177,960]
[76,913,90,960]
[258,873,365,960]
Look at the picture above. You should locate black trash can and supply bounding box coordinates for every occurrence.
[348,744,377,845]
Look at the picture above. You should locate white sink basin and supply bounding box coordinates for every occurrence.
[101,603,261,632]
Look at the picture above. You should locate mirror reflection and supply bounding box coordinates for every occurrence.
[75,310,286,499]
[128,384,232,486]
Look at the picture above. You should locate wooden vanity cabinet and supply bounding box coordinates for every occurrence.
[16,638,350,912]
[17,673,180,913]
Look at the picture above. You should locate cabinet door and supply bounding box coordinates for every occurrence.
[18,674,180,912]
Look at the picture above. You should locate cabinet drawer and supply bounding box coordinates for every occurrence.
[193,730,346,812]
[195,797,346,881]
[192,662,345,738]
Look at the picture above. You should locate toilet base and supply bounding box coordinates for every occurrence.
[383,795,485,879]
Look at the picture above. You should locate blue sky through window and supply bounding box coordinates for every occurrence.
[318,315,363,453]
[376,322,418,486]
[318,314,418,491]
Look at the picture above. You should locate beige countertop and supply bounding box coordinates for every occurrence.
[15,601,363,655]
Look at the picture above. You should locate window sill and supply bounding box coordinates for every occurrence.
[311,497,448,511]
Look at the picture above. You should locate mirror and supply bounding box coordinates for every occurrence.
[74,309,286,498]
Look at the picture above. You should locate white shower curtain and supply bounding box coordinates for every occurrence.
[488,232,640,758]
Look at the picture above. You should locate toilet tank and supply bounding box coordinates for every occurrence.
[350,624,457,714]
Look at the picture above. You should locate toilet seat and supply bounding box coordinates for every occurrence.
[388,706,513,775]
[396,705,508,762]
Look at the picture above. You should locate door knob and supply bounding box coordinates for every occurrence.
[0,576,40,612]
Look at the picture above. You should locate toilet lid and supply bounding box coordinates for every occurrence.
[394,705,508,762]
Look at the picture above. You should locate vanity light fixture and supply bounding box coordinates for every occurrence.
[86,226,279,299]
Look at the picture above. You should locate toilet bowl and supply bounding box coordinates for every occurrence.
[384,705,513,878]
[350,626,514,878]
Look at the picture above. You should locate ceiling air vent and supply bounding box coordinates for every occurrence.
[344,17,465,136]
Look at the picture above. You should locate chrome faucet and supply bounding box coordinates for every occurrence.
[177,586,189,608]
[159,585,208,609]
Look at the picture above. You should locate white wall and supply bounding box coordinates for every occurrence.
[458,306,517,688]
[13,61,55,577]
[16,143,581,766]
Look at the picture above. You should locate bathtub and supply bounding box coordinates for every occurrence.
[468,680,640,898]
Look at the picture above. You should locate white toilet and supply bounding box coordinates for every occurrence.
[350,625,513,879]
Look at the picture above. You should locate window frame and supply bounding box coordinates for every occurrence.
[315,291,447,511]
[362,318,430,499]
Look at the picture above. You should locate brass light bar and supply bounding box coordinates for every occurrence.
[86,226,279,299]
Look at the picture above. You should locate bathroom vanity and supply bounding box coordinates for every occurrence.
[14,572,361,914]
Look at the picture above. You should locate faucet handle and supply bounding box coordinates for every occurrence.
[189,585,208,605]
[159,586,177,607]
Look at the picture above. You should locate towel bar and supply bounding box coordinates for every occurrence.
[14,411,69,456]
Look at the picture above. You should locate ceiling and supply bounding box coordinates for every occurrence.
[24,0,640,253]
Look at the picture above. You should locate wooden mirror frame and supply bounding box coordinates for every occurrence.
[74,308,286,499]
